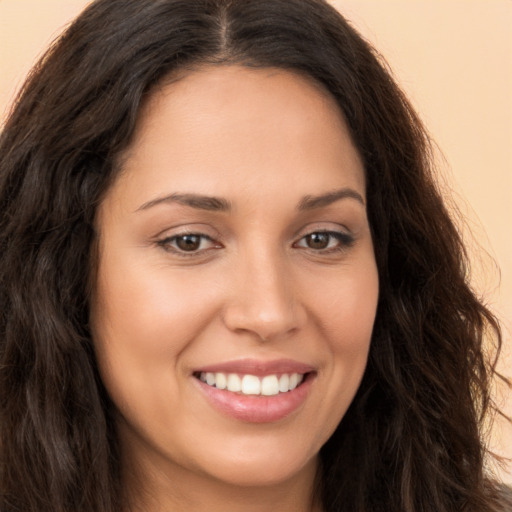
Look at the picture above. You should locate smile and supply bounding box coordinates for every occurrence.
[197,372,305,396]
[193,360,315,423]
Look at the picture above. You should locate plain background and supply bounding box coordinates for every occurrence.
[1,0,510,483]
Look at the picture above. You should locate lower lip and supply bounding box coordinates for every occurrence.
[195,374,314,423]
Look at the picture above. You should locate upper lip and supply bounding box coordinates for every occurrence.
[194,358,315,376]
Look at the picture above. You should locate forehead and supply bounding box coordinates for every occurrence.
[110,65,365,209]
[138,64,343,135]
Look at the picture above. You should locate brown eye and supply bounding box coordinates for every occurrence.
[175,234,202,252]
[305,232,330,250]
[158,233,218,255]
[295,230,355,252]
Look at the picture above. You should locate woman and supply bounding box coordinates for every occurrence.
[0,0,509,510]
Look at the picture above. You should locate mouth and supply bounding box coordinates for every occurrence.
[192,360,315,423]
[194,371,307,396]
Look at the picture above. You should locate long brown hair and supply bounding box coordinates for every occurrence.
[0,1,508,510]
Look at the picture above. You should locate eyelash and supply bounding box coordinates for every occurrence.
[156,229,355,257]
[156,232,219,256]
[293,230,355,253]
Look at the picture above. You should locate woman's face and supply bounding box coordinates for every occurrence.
[91,66,378,494]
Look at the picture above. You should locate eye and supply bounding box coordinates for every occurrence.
[294,231,354,252]
[157,233,219,254]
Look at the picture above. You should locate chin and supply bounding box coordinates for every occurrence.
[192,435,320,489]
[212,457,317,489]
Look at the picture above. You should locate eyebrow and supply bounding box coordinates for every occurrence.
[297,188,365,210]
[136,193,232,212]
[136,187,364,213]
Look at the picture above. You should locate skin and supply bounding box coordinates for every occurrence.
[91,65,379,512]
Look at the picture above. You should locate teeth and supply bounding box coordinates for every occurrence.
[199,372,304,396]
[278,374,289,392]
[215,372,227,390]
[261,375,279,396]
[227,373,241,392]
[242,375,261,395]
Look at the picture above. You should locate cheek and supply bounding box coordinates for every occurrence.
[90,262,213,421]
[308,257,378,415]
[92,255,221,359]
[313,259,379,353]
[90,259,223,426]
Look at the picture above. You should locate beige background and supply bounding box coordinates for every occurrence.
[1,0,511,483]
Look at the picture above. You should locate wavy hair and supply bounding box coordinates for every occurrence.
[0,0,508,510]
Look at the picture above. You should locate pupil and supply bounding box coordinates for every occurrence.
[307,233,329,249]
[177,235,201,251]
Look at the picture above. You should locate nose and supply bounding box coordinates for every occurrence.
[222,248,305,342]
